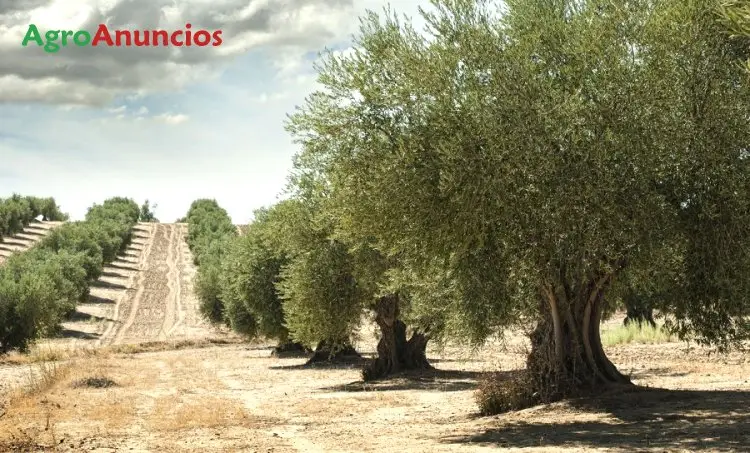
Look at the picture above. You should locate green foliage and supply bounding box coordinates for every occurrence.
[0,195,67,241]
[39,223,106,281]
[185,199,237,265]
[139,200,159,223]
[220,208,287,340]
[0,197,139,352]
[195,238,234,324]
[0,269,61,353]
[286,0,750,352]
[719,1,750,38]
[183,199,237,324]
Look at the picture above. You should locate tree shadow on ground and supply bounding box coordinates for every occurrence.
[629,367,692,379]
[0,239,27,247]
[89,280,128,290]
[107,262,139,272]
[442,386,750,451]
[55,329,100,340]
[85,295,115,304]
[323,368,493,393]
[65,311,111,323]
[269,354,372,371]
[15,228,45,237]
[98,271,128,279]
[428,358,486,364]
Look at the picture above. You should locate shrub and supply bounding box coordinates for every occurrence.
[475,371,538,415]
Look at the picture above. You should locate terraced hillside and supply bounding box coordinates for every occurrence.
[42,222,220,349]
[0,220,63,265]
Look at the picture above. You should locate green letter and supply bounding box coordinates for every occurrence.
[21,24,43,47]
[44,30,60,53]
[73,31,91,46]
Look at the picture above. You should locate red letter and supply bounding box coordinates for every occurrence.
[193,30,211,46]
[115,30,131,46]
[91,24,113,46]
[212,30,222,46]
[170,31,183,46]
[133,30,149,46]
[152,30,168,46]
[185,23,192,46]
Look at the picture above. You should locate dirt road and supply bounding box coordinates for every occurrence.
[0,220,62,265]
[1,332,748,452]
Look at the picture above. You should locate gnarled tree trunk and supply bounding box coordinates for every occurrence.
[362,294,432,381]
[526,271,632,403]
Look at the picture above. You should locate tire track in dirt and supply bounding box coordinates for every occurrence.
[165,223,187,337]
[158,224,179,340]
[102,223,217,345]
[109,224,175,344]
[166,223,217,340]
[97,224,156,346]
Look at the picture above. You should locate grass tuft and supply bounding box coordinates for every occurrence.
[72,376,118,389]
[601,322,677,347]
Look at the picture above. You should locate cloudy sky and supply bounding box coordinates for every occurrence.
[0,0,425,223]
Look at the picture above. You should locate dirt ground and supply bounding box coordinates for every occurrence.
[0,223,748,452]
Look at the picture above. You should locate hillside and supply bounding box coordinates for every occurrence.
[0,220,63,265]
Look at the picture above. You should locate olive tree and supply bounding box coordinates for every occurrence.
[219,205,307,353]
[287,0,750,407]
[184,199,237,323]
[262,198,363,362]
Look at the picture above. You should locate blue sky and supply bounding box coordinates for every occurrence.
[0,0,425,223]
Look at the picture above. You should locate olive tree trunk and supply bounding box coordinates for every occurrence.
[526,272,632,402]
[362,294,432,381]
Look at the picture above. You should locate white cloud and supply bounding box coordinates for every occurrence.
[155,113,189,124]
[0,0,427,222]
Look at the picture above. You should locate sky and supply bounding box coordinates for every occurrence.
[0,0,426,223]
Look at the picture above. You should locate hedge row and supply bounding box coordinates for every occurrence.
[0,195,67,241]
[184,199,237,323]
[0,197,140,352]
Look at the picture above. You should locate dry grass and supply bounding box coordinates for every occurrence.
[0,336,242,367]
[0,360,75,451]
[0,343,105,366]
[107,337,242,355]
[150,395,263,432]
[601,322,678,347]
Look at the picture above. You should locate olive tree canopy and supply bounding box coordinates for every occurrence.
[287,0,750,402]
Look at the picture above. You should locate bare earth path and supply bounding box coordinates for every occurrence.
[0,220,63,265]
[0,334,748,452]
